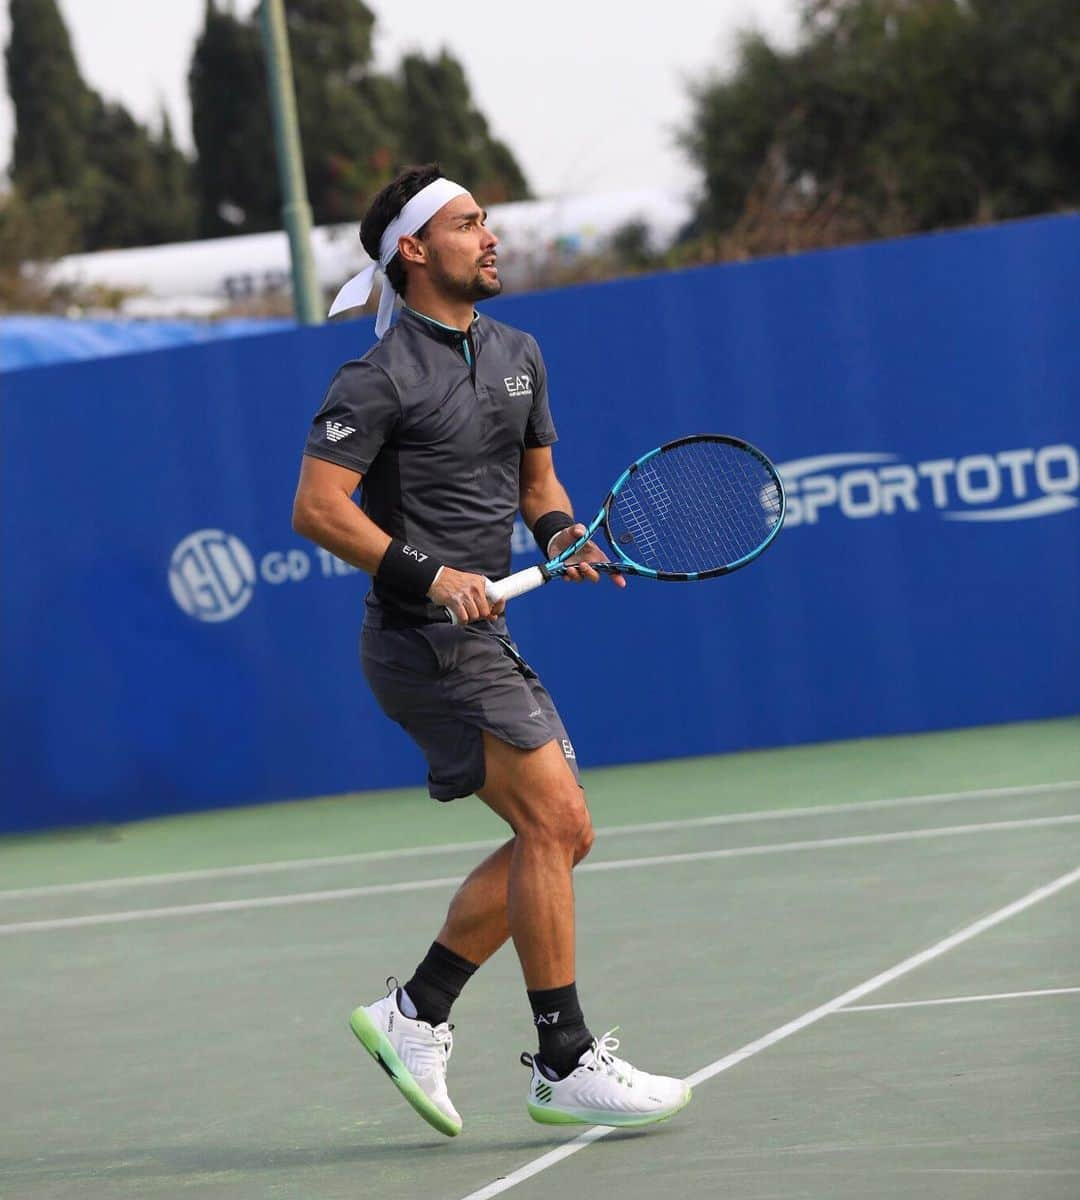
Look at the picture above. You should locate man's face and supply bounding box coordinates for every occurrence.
[411,192,501,302]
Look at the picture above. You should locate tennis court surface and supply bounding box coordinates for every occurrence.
[2,717,1078,1199]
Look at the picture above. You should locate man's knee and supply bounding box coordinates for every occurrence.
[518,778,588,851]
[572,808,595,865]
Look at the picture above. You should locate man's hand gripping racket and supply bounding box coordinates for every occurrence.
[447,434,785,623]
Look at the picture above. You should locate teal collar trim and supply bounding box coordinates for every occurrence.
[405,306,478,366]
[404,305,479,333]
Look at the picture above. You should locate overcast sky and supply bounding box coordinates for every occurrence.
[0,0,799,199]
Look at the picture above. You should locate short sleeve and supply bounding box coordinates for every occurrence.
[523,338,558,449]
[303,360,400,474]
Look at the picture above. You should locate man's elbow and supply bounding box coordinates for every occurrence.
[291,492,320,540]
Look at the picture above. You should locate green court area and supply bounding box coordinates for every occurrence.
[2,718,1078,1199]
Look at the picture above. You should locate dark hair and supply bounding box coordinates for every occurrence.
[360,163,443,298]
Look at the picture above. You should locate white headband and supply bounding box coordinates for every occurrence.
[328,177,468,337]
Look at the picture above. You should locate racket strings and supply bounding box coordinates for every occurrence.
[608,440,782,574]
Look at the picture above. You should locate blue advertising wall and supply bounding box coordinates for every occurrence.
[2,214,1078,831]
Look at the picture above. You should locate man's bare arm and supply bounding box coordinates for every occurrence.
[518,446,625,587]
[292,455,500,621]
[519,445,574,532]
[292,455,390,571]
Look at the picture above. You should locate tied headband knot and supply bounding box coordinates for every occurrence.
[328,177,468,337]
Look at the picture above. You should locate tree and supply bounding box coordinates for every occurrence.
[80,101,197,249]
[6,0,95,196]
[189,1,280,235]
[681,0,1080,252]
[284,0,403,222]
[6,0,197,250]
[189,0,529,237]
[398,51,529,203]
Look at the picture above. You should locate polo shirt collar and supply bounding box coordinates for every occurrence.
[401,305,481,351]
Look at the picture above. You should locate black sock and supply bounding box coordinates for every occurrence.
[401,942,478,1027]
[528,982,593,1079]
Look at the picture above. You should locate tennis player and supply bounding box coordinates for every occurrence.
[292,164,691,1136]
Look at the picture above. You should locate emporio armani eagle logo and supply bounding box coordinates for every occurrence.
[325,421,356,443]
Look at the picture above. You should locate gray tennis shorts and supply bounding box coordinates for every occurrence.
[360,617,579,801]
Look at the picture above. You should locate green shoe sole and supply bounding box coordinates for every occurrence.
[349,1006,461,1137]
[527,1086,692,1128]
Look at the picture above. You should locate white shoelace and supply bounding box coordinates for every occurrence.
[403,1025,453,1081]
[581,1028,634,1085]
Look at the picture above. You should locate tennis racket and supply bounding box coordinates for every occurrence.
[452,434,785,621]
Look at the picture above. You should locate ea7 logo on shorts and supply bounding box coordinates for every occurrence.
[561,738,576,761]
[504,374,532,397]
[325,421,356,443]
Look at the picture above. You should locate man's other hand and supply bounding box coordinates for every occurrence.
[548,524,626,588]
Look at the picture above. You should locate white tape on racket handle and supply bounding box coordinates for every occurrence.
[445,567,548,625]
[486,566,547,604]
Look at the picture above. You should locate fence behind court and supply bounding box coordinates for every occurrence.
[2,214,1077,831]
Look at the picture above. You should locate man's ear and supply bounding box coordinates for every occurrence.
[398,234,426,267]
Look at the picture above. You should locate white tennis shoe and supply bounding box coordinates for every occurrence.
[522,1028,692,1127]
[349,979,462,1137]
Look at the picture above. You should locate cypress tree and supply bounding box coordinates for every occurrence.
[399,50,529,203]
[6,0,95,195]
[189,0,530,235]
[7,0,197,250]
[190,0,280,236]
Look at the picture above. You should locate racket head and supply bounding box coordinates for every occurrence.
[598,434,785,579]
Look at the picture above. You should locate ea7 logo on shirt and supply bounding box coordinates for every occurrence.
[504,374,532,398]
[325,420,356,443]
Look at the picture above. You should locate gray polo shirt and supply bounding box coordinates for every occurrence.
[304,307,558,625]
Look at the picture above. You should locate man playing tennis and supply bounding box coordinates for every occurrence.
[292,164,691,1136]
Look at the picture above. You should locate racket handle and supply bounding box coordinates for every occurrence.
[445,566,549,625]
[486,566,548,604]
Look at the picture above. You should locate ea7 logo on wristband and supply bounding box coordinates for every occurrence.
[504,374,532,397]
[402,544,428,562]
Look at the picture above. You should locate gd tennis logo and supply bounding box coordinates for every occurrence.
[778,443,1079,527]
[169,529,358,622]
[169,530,256,622]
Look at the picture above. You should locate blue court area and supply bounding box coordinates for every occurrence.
[1,719,1078,1199]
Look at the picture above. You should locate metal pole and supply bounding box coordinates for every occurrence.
[258,0,323,325]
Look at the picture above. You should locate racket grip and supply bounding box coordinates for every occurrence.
[486,566,548,604]
[445,566,549,625]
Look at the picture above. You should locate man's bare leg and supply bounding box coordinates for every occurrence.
[463,733,591,986]
[407,732,596,1081]
[436,751,594,968]
[353,732,690,1131]
[396,736,591,1030]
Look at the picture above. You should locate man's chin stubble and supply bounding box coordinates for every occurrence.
[471,275,502,299]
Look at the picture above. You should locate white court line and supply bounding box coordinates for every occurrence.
[837,986,1080,1012]
[3,778,1077,901]
[457,864,1080,1200]
[2,813,1078,936]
